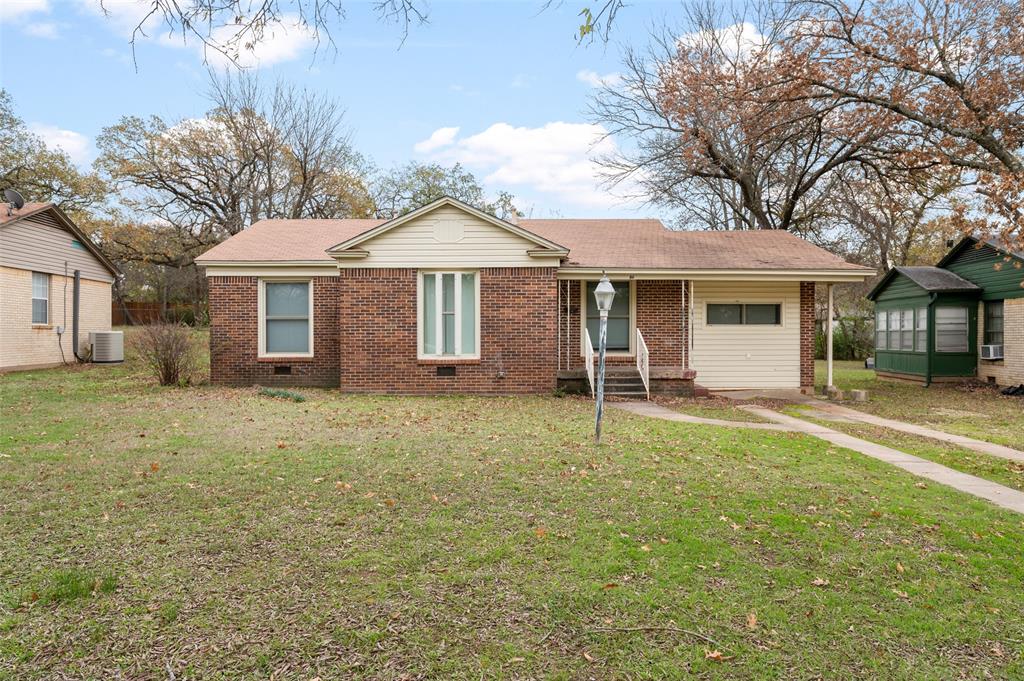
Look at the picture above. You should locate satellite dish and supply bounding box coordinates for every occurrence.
[4,189,25,210]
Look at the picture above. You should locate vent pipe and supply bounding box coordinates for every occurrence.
[73,270,85,362]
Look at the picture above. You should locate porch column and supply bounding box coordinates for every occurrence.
[826,283,834,390]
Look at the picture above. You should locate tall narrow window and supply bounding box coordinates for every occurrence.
[876,310,887,350]
[984,300,1004,346]
[935,306,969,353]
[900,309,914,350]
[887,309,899,350]
[587,281,631,351]
[31,272,49,324]
[262,281,311,355]
[420,271,478,357]
[915,307,927,351]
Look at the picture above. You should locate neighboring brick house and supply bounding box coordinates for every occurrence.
[0,202,118,371]
[868,236,1024,387]
[197,197,872,395]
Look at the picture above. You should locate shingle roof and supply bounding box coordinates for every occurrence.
[196,214,870,272]
[895,266,981,292]
[0,202,51,225]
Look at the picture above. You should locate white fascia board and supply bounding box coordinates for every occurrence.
[556,268,874,282]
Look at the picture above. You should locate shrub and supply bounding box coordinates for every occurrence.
[131,323,198,386]
[258,387,306,402]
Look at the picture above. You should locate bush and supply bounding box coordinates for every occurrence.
[816,316,874,361]
[258,387,306,402]
[131,323,198,386]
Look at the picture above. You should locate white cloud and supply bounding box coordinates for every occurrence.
[413,127,460,154]
[510,74,528,89]
[71,0,159,36]
[678,22,767,60]
[576,69,621,88]
[28,123,92,165]
[0,0,48,21]
[23,21,57,38]
[415,121,639,209]
[200,16,317,68]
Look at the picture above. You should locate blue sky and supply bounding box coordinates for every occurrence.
[0,0,683,219]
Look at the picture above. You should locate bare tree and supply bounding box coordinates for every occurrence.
[593,4,892,235]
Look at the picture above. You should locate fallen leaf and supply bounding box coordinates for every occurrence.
[602,583,619,590]
[811,578,830,587]
[384,498,396,507]
[150,462,160,473]
[704,649,733,662]
[582,651,595,662]
[276,441,287,449]
[892,589,909,599]
[746,612,758,630]
[640,544,651,552]
[534,527,547,538]
[313,477,324,484]
[896,562,905,574]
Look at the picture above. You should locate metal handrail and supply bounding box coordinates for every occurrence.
[636,328,650,399]
[584,328,596,398]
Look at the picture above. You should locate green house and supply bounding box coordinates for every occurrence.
[866,236,1024,387]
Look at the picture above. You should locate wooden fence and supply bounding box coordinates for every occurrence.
[112,302,198,326]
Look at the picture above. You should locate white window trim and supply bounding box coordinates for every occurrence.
[580,279,636,357]
[258,278,314,359]
[703,301,785,328]
[417,270,481,360]
[31,271,50,326]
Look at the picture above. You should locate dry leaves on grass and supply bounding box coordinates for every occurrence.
[746,612,758,630]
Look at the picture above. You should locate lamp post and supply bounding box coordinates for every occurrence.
[593,274,615,444]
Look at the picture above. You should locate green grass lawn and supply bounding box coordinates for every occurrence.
[817,360,1024,448]
[1,349,1023,679]
[656,396,773,423]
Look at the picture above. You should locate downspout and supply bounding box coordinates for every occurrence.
[72,270,86,362]
[924,293,936,387]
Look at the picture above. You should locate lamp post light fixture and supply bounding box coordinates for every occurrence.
[593,273,616,444]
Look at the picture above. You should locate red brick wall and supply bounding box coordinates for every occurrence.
[557,279,684,371]
[208,276,341,387]
[800,281,815,390]
[338,267,558,394]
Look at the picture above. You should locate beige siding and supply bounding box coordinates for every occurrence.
[0,212,114,283]
[976,298,1024,386]
[341,205,560,268]
[691,281,801,389]
[0,266,112,370]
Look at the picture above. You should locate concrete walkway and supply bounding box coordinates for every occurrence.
[741,406,1024,514]
[611,401,795,431]
[611,400,1024,514]
[805,402,1024,463]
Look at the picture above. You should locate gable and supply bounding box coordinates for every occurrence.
[939,237,1024,300]
[329,199,566,268]
[0,207,116,283]
[869,270,928,303]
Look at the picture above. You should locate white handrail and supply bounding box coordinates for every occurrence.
[584,328,596,398]
[636,328,650,399]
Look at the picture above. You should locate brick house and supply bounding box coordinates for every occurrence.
[196,197,872,395]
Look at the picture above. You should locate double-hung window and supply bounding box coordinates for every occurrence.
[900,309,914,350]
[876,310,887,350]
[984,300,1004,346]
[915,307,927,351]
[935,306,969,353]
[31,272,49,325]
[260,280,312,356]
[586,280,632,352]
[420,271,478,358]
[887,310,899,350]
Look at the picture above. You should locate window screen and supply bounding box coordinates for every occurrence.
[915,307,927,352]
[935,306,969,353]
[707,303,781,325]
[984,300,1004,346]
[264,282,310,354]
[876,310,887,350]
[31,272,49,324]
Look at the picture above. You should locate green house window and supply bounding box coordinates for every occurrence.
[984,301,1004,346]
[935,306,969,353]
[915,307,927,352]
[875,310,887,350]
[900,309,914,350]
[887,310,899,350]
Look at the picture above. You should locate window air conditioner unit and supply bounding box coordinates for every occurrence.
[980,344,1004,360]
[89,331,125,363]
